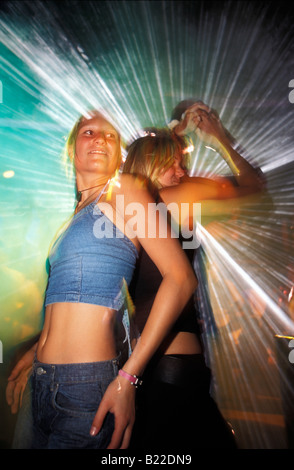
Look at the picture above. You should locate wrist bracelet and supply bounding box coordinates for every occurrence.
[118,369,143,388]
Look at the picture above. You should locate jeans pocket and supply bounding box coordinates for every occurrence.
[53,381,103,417]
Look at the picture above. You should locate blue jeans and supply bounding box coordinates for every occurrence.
[31,357,119,449]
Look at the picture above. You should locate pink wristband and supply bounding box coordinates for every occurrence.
[118,369,143,388]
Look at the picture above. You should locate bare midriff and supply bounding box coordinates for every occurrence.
[160,331,202,356]
[36,303,117,364]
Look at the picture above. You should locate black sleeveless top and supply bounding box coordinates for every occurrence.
[129,236,201,337]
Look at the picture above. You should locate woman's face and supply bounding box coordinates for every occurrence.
[157,152,186,188]
[74,114,121,179]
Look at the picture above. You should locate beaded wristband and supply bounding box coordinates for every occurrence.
[118,369,143,388]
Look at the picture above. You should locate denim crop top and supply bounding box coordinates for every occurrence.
[45,194,138,311]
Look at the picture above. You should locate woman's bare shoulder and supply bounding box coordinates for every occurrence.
[118,173,151,200]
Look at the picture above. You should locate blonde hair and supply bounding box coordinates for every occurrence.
[124,128,190,189]
[62,110,122,173]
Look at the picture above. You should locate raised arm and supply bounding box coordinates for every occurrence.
[174,102,265,193]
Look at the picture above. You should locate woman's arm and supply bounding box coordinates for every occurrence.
[174,103,265,192]
[90,176,197,448]
[160,106,267,224]
[6,338,39,414]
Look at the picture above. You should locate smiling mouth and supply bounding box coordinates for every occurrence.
[89,149,107,156]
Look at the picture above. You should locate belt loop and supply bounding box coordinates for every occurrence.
[50,365,55,392]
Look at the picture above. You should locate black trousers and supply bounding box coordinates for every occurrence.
[129,354,237,450]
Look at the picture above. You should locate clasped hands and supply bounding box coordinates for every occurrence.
[174,100,227,149]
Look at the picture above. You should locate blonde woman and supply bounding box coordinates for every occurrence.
[124,108,263,449]
[8,110,197,449]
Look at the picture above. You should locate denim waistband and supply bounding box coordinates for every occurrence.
[32,356,120,384]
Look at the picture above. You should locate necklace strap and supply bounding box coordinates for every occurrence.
[76,179,110,204]
[75,178,111,214]
[93,179,110,204]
